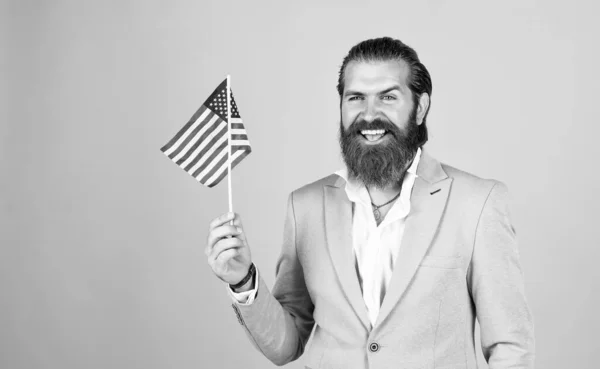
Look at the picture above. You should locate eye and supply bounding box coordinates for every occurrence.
[348,96,364,101]
[381,95,396,100]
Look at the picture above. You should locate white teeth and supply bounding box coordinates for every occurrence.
[361,129,386,135]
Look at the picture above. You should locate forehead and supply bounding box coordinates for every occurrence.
[343,59,410,92]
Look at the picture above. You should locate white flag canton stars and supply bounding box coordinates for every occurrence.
[208,89,241,119]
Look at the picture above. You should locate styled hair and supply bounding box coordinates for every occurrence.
[337,37,432,147]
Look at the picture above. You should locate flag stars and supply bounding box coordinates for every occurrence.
[204,87,241,119]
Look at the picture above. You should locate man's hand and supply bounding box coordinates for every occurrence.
[206,212,253,290]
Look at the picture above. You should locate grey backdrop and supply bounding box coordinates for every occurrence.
[3,0,599,368]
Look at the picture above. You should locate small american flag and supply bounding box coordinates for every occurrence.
[161,79,251,188]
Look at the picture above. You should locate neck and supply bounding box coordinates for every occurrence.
[367,176,404,205]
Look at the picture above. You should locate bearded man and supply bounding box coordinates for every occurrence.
[205,37,535,369]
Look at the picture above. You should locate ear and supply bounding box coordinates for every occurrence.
[416,93,430,126]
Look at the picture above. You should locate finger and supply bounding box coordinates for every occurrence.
[217,213,246,231]
[229,213,244,228]
[205,225,241,254]
[215,248,239,265]
[209,237,244,263]
[209,212,235,231]
[209,236,243,261]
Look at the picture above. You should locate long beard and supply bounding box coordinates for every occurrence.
[338,111,421,189]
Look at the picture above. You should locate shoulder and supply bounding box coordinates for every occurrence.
[440,162,510,209]
[290,173,341,202]
[283,174,341,223]
[442,163,505,192]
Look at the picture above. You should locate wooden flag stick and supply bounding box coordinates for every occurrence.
[226,75,233,218]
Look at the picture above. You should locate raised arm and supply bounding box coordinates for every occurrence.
[208,193,314,365]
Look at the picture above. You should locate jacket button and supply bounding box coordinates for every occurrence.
[369,342,379,352]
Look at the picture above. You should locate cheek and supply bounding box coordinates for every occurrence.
[384,107,410,129]
[341,106,358,129]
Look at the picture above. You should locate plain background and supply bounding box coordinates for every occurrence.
[3,0,599,368]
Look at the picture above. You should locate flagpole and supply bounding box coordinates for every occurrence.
[226,75,233,219]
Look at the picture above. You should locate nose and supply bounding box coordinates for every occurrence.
[361,98,379,123]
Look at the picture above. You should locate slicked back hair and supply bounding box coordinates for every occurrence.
[337,37,432,147]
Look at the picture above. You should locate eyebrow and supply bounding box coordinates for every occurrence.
[343,85,403,97]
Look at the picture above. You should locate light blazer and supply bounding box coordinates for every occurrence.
[231,150,535,369]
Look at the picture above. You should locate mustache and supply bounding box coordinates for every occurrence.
[346,118,400,138]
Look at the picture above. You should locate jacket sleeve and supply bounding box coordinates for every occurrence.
[231,192,315,366]
[468,181,535,368]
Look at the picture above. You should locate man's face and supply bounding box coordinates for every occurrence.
[338,59,421,189]
[341,59,416,141]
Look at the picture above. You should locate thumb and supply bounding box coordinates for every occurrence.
[230,213,244,229]
[235,225,248,244]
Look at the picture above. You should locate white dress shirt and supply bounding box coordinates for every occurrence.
[334,148,420,326]
[230,149,422,327]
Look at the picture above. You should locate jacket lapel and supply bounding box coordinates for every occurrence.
[324,178,371,331]
[373,150,453,330]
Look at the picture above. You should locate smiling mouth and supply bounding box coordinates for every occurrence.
[360,129,388,142]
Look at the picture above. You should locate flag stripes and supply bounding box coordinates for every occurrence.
[181,123,227,169]
[202,149,249,187]
[189,136,228,176]
[161,106,212,158]
[160,78,251,188]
